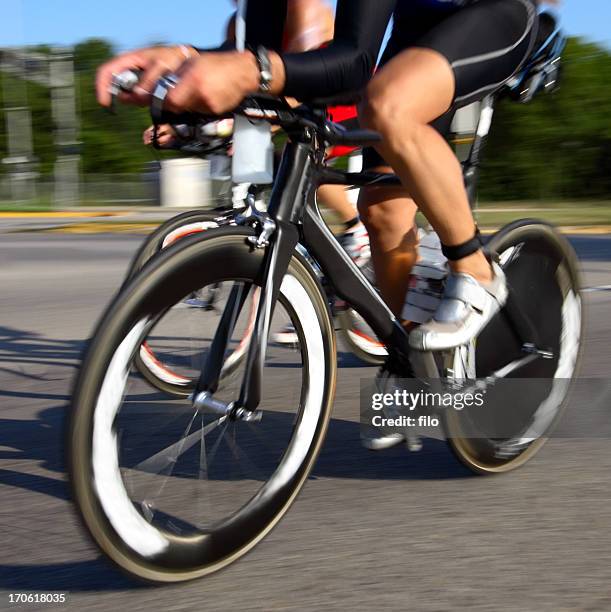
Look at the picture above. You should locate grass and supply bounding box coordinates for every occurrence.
[472,201,611,228]
[0,199,54,213]
[320,200,611,233]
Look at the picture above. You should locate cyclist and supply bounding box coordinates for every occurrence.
[143,0,370,267]
[97,0,548,356]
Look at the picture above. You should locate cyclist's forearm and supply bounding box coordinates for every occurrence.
[244,0,393,99]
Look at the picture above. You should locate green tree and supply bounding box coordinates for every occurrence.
[480,37,611,200]
[3,35,611,201]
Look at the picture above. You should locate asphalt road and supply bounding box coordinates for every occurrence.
[1,233,611,612]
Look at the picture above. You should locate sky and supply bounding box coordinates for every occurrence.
[1,0,610,52]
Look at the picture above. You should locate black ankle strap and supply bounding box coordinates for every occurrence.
[441,228,483,261]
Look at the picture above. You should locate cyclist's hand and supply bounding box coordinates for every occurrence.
[96,45,196,107]
[143,124,177,147]
[165,51,260,115]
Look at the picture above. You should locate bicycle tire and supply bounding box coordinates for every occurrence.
[130,211,384,393]
[69,228,337,582]
[122,209,222,288]
[444,220,583,473]
[126,210,239,396]
[336,309,387,366]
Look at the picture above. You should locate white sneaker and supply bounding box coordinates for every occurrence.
[338,223,371,269]
[409,261,508,352]
[360,356,411,451]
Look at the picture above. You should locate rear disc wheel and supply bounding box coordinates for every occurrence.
[444,221,583,474]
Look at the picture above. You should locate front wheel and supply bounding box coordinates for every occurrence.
[336,308,387,366]
[444,220,583,473]
[69,229,336,582]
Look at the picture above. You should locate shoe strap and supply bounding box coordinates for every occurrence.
[444,275,487,312]
[441,228,483,261]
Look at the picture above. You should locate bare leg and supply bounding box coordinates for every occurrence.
[361,48,491,283]
[357,173,419,316]
[317,184,358,224]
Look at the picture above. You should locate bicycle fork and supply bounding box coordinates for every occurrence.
[192,143,310,419]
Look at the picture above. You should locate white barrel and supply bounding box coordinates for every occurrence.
[160,158,211,208]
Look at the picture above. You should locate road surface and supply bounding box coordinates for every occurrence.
[1,233,611,611]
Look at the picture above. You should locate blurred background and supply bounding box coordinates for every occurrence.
[1,0,611,222]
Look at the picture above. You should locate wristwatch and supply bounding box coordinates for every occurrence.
[253,46,273,93]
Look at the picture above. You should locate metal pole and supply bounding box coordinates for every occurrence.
[1,49,36,204]
[50,48,80,208]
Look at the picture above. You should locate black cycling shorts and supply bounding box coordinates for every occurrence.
[364,0,538,169]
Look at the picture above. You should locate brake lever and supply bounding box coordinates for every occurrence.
[150,73,181,124]
[109,69,142,114]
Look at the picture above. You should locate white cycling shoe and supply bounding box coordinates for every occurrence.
[338,222,371,269]
[409,261,508,352]
[360,355,411,451]
[361,430,405,451]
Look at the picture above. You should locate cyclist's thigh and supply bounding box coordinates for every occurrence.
[415,0,539,108]
[362,10,458,170]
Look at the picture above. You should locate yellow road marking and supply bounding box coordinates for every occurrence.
[0,211,127,219]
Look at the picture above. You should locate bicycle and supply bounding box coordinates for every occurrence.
[68,14,581,583]
[123,139,386,398]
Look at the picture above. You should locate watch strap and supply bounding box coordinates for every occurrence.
[252,46,273,93]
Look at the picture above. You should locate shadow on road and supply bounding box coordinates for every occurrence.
[0,560,142,592]
[0,401,470,500]
[0,325,84,378]
[0,313,474,593]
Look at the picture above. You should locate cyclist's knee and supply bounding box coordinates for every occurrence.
[361,84,396,136]
[362,84,421,154]
[358,193,413,237]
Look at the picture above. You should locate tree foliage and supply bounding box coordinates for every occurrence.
[1,36,611,200]
[480,37,611,200]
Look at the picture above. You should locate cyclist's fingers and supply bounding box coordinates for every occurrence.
[143,125,175,147]
[157,132,176,146]
[143,127,154,145]
[137,58,185,104]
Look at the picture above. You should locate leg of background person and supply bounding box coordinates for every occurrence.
[317,184,359,225]
[361,47,492,283]
[358,174,419,316]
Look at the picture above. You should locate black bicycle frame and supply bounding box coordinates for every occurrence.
[203,136,426,412]
[197,92,540,412]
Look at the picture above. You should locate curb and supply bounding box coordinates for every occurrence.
[5,222,611,236]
